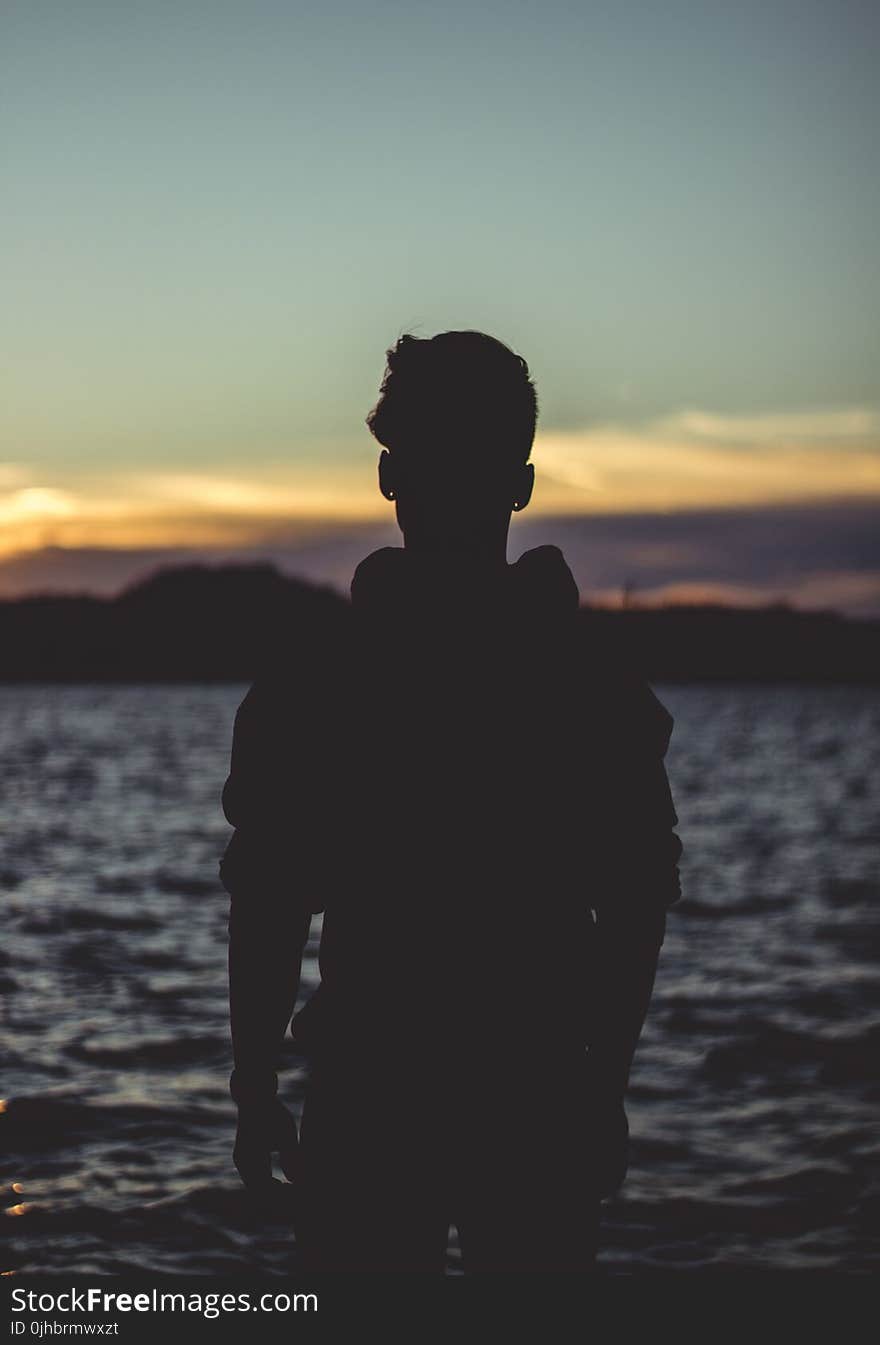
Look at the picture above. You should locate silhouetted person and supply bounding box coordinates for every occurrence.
[220,331,682,1271]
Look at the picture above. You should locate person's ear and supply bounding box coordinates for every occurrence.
[511,462,535,513]
[378,449,397,502]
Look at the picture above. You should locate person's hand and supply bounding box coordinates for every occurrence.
[233,1097,300,1193]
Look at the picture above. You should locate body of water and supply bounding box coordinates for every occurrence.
[1,683,878,1273]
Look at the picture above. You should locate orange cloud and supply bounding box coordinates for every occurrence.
[532,408,880,512]
[586,571,880,613]
[2,405,877,557]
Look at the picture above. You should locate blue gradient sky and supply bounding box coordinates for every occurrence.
[3,1,879,607]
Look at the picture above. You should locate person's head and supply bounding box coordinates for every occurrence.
[366,330,537,551]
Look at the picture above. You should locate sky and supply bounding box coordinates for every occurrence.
[2,0,879,610]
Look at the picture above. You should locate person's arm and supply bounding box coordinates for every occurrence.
[226,874,311,1189]
[588,752,681,1097]
[220,680,313,1190]
[585,690,682,1193]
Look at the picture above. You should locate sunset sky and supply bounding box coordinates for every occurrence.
[3,1,879,610]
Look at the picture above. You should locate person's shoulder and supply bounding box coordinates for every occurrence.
[351,546,406,598]
[511,545,580,616]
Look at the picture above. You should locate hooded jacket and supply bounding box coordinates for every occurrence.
[221,544,681,1063]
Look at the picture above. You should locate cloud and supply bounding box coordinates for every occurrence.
[3,404,878,557]
[1,405,878,611]
[584,574,880,616]
[0,487,78,525]
[532,406,880,512]
[0,460,384,557]
[655,407,880,444]
[506,501,880,614]
[2,500,879,616]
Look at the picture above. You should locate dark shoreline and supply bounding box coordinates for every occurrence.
[2,562,878,684]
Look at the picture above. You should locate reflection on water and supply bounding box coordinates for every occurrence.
[1,684,878,1273]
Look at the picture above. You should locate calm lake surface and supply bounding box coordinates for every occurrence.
[1,683,878,1273]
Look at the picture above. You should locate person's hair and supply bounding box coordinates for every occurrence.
[366,331,538,471]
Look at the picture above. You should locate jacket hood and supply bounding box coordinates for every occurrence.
[350,544,580,618]
[350,543,673,760]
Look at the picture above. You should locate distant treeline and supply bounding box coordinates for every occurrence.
[1,563,878,683]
